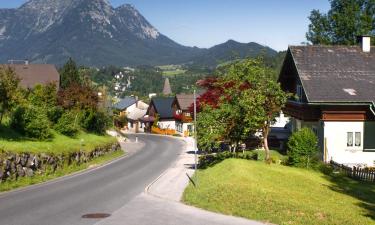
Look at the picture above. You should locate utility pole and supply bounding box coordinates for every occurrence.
[193,89,198,185]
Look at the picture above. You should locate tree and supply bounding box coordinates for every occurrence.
[60,58,81,88]
[28,83,58,108]
[196,105,226,152]
[196,59,289,159]
[233,59,289,161]
[58,82,98,110]
[0,66,23,123]
[307,0,375,45]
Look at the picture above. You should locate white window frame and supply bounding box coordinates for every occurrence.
[347,131,362,148]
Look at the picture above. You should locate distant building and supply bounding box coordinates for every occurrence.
[163,77,172,95]
[142,97,175,132]
[172,94,195,136]
[1,63,60,89]
[113,96,149,133]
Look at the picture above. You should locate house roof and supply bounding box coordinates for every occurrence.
[127,107,147,121]
[287,45,375,103]
[150,97,174,119]
[2,64,60,89]
[175,94,195,111]
[113,97,137,110]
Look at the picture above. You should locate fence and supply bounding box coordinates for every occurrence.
[330,160,375,182]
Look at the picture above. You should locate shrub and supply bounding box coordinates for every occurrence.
[114,114,127,128]
[10,105,52,140]
[47,106,64,124]
[287,127,319,168]
[80,109,109,134]
[54,111,79,137]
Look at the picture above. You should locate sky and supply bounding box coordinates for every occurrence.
[0,0,330,51]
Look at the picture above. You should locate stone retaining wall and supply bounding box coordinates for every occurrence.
[0,142,121,182]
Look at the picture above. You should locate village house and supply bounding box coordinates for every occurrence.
[172,94,195,136]
[113,96,149,132]
[2,62,60,89]
[278,36,375,167]
[142,97,175,132]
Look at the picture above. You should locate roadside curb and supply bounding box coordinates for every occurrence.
[144,136,193,202]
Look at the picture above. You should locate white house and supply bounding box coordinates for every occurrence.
[278,36,375,167]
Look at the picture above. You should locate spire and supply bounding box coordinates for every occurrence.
[163,77,172,95]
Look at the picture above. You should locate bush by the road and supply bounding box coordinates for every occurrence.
[54,111,79,137]
[287,127,319,168]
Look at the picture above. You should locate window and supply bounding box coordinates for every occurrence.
[347,132,361,147]
[355,132,361,147]
[347,132,353,147]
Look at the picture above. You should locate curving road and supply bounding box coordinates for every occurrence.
[0,134,184,225]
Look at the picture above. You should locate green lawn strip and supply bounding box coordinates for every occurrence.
[0,127,117,154]
[183,159,375,225]
[0,150,124,192]
[162,69,187,76]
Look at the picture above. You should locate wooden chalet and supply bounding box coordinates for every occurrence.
[278,36,375,167]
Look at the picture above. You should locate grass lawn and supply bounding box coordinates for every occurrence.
[0,125,117,154]
[183,159,375,225]
[157,64,186,76]
[0,150,124,192]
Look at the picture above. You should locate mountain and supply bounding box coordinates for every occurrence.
[190,40,277,67]
[0,0,276,67]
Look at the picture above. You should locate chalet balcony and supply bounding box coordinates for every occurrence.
[174,112,193,123]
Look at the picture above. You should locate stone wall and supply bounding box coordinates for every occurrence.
[0,142,121,182]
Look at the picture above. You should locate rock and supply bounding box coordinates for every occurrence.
[17,165,25,177]
[25,168,34,177]
[15,155,21,164]
[10,161,16,173]
[33,156,40,169]
[4,160,10,170]
[20,155,28,167]
[0,169,4,180]
[48,157,55,165]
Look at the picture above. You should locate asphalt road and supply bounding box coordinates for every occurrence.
[0,134,184,225]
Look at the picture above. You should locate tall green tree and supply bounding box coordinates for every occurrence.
[0,66,23,123]
[28,83,58,108]
[224,59,289,160]
[60,58,81,88]
[307,0,375,45]
[197,105,227,152]
[196,59,289,159]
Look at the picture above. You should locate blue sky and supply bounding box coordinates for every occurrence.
[0,0,330,51]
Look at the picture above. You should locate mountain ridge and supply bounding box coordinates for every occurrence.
[0,0,277,67]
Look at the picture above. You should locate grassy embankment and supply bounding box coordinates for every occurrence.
[0,125,124,192]
[183,159,375,225]
[0,125,117,154]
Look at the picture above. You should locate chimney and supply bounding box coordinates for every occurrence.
[358,35,371,53]
[135,96,139,108]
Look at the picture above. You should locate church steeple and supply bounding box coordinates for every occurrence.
[163,77,172,95]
